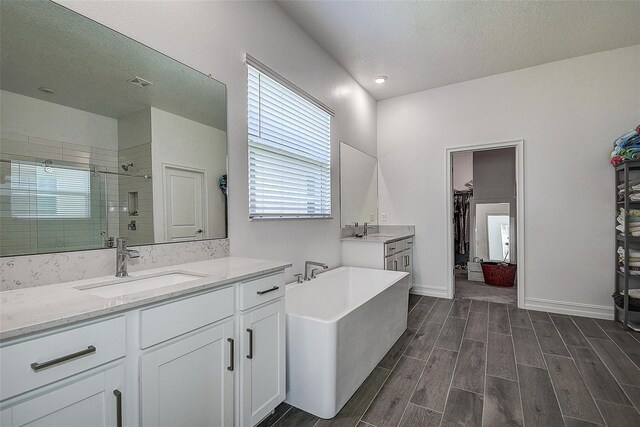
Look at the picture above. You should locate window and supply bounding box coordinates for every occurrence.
[9,161,91,219]
[247,57,333,218]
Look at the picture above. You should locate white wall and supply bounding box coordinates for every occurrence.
[150,107,227,241]
[452,152,473,191]
[56,0,377,281]
[378,45,640,316]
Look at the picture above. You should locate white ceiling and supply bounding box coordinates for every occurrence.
[278,0,640,100]
[1,1,227,130]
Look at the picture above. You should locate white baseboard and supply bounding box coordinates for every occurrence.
[410,285,448,298]
[525,297,614,320]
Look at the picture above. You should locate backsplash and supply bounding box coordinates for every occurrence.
[341,224,415,238]
[0,238,229,291]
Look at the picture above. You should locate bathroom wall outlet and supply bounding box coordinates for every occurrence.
[381,212,386,221]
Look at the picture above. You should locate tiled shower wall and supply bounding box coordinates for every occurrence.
[0,131,120,256]
[118,143,153,246]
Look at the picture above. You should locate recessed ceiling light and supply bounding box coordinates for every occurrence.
[38,87,55,95]
[374,76,387,84]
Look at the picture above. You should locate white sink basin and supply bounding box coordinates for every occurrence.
[75,272,205,298]
[366,234,394,238]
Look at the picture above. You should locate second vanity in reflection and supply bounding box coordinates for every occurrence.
[0,258,289,427]
[341,229,414,287]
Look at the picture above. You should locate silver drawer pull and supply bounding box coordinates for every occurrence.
[113,389,123,427]
[388,247,395,250]
[31,345,96,372]
[256,286,279,295]
[247,328,254,359]
[227,338,234,371]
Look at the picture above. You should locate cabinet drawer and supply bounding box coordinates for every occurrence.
[385,239,406,256]
[139,286,234,349]
[240,272,285,311]
[0,316,125,401]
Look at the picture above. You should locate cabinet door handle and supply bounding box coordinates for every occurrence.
[393,260,398,271]
[30,345,96,372]
[246,328,254,359]
[406,256,410,267]
[113,389,122,427]
[227,338,234,371]
[257,286,279,295]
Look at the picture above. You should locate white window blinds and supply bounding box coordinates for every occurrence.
[8,161,91,219]
[248,63,332,218]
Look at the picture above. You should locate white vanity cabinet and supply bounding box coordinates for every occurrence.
[140,319,235,427]
[239,273,286,427]
[342,236,414,287]
[0,266,288,427]
[1,366,124,427]
[139,286,236,427]
[0,316,126,427]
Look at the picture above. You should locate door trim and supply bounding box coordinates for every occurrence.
[162,163,208,241]
[445,139,525,307]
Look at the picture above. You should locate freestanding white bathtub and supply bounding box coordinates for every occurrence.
[285,266,410,418]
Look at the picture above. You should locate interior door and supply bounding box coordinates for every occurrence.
[164,166,206,241]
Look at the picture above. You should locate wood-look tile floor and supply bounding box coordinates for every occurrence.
[454,269,517,305]
[259,295,640,427]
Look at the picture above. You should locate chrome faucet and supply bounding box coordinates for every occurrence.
[304,261,328,281]
[363,222,375,237]
[115,237,140,277]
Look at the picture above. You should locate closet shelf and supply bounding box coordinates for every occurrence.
[616,271,640,284]
[614,160,640,330]
[616,235,640,243]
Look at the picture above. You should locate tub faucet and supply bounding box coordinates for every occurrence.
[115,237,140,277]
[304,261,328,281]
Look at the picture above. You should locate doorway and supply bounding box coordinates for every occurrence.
[163,165,207,242]
[445,140,525,307]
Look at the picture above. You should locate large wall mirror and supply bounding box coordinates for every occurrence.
[340,142,378,226]
[0,1,228,256]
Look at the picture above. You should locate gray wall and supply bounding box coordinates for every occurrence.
[473,148,516,199]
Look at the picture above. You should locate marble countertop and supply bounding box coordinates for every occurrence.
[341,232,414,244]
[0,257,292,341]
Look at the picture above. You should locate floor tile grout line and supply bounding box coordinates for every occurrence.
[356,364,392,427]
[527,310,568,425]
[405,400,444,415]
[547,315,607,426]
[437,298,471,427]
[507,306,526,427]
[480,298,489,426]
[269,406,292,427]
[569,314,640,410]
[601,327,640,371]
[410,298,441,338]
[406,298,458,427]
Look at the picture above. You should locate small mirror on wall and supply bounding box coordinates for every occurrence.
[0,0,228,256]
[339,142,378,227]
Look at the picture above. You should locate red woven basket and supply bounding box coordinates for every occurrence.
[480,262,517,287]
